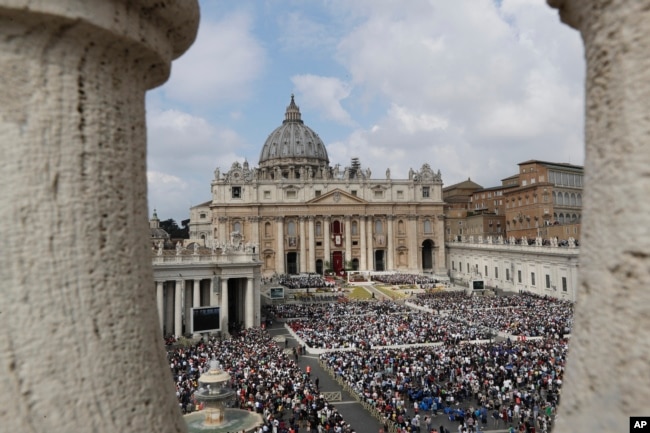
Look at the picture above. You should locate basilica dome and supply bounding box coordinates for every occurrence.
[258,95,329,170]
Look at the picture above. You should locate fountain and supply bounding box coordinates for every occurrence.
[184,359,263,432]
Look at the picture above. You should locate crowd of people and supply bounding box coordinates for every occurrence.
[320,338,566,433]
[276,274,336,290]
[410,292,573,338]
[168,289,572,433]
[166,328,355,433]
[372,273,440,288]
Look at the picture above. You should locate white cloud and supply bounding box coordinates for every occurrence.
[388,104,449,134]
[161,11,266,107]
[291,75,354,125]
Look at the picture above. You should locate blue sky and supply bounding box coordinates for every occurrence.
[146,0,585,223]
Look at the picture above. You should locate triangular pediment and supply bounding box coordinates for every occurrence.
[307,189,367,205]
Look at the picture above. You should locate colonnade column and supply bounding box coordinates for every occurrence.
[156,281,164,332]
[245,278,254,328]
[408,215,419,271]
[174,279,183,337]
[387,215,395,270]
[366,217,374,270]
[220,278,229,335]
[435,214,446,273]
[344,215,352,268]
[193,279,201,308]
[276,217,285,274]
[323,216,331,271]
[359,216,367,270]
[308,216,316,272]
[299,216,307,272]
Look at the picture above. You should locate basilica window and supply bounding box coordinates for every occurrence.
[264,222,271,238]
[233,221,242,233]
[232,186,241,199]
[351,221,358,236]
[422,187,430,198]
[375,219,384,234]
[398,220,405,235]
[315,222,322,236]
[287,220,296,236]
[423,219,432,234]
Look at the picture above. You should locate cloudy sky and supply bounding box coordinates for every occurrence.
[146,0,585,223]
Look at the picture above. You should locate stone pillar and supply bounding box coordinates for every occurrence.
[344,215,352,268]
[547,1,650,430]
[276,217,285,274]
[0,2,198,431]
[435,214,446,273]
[249,216,260,248]
[308,216,316,272]
[387,215,395,270]
[219,216,228,246]
[174,279,183,337]
[245,278,254,328]
[359,216,367,270]
[408,215,419,271]
[156,281,164,332]
[299,216,307,272]
[323,216,331,271]
[366,217,374,270]
[220,278,229,335]
[193,279,201,308]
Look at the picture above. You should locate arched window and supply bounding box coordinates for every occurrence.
[375,219,383,234]
[332,220,342,234]
[315,222,322,236]
[233,221,242,233]
[265,222,272,237]
[570,193,577,206]
[559,213,565,224]
[351,221,358,236]
[552,191,557,204]
[577,193,582,206]
[287,220,296,236]
[398,220,405,235]
[564,192,570,205]
[423,219,432,234]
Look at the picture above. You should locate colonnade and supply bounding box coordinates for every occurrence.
[154,276,257,337]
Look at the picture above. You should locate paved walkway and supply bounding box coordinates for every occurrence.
[266,319,519,433]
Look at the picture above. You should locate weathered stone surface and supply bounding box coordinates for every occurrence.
[0,1,198,432]
[548,1,650,431]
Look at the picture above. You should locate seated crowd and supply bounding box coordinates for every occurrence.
[277,274,335,290]
[321,338,565,433]
[372,273,440,288]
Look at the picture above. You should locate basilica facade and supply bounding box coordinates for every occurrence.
[189,96,447,277]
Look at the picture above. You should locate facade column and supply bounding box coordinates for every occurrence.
[276,217,285,274]
[174,279,183,337]
[323,216,331,271]
[359,216,367,270]
[249,216,260,251]
[408,215,419,271]
[245,278,254,328]
[299,216,307,273]
[435,214,446,273]
[387,215,395,270]
[218,216,228,246]
[193,279,201,308]
[220,278,229,335]
[156,281,164,332]
[366,217,374,270]
[344,215,352,268]
[308,216,316,272]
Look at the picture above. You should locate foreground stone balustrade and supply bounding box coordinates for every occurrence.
[0,1,199,432]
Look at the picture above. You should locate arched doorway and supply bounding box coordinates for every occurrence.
[332,251,344,274]
[316,259,323,275]
[422,239,434,271]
